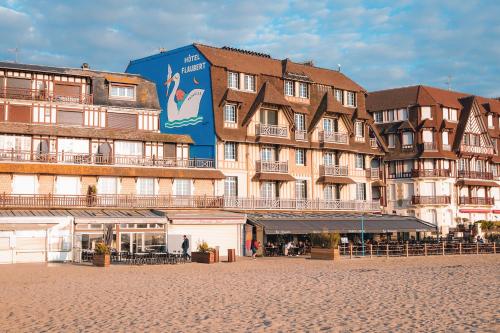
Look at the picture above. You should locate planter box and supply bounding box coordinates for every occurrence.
[191,251,215,264]
[93,254,110,267]
[310,247,340,260]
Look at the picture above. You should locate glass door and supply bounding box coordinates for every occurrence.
[120,233,131,253]
[132,233,145,253]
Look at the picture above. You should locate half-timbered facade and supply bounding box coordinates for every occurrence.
[367,85,500,234]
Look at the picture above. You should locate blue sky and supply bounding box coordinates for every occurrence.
[1,0,499,97]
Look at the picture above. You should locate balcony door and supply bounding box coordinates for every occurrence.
[260,109,278,126]
[323,152,336,166]
[323,118,338,132]
[421,182,436,197]
[261,181,278,199]
[261,146,277,162]
[55,176,80,195]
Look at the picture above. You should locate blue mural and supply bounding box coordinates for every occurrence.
[126,45,215,159]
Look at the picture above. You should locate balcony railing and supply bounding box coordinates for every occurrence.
[0,87,93,104]
[411,169,451,178]
[256,160,288,173]
[0,149,215,169]
[459,197,495,205]
[411,195,451,205]
[421,142,437,151]
[460,144,494,155]
[295,130,307,141]
[255,124,288,138]
[319,131,348,144]
[442,144,452,151]
[387,172,412,179]
[319,165,367,177]
[457,170,494,180]
[367,168,382,180]
[401,144,415,152]
[0,194,381,212]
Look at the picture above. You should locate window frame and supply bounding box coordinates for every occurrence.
[109,84,136,100]
[295,148,305,166]
[346,91,356,107]
[227,71,239,89]
[224,103,237,123]
[298,82,309,99]
[243,74,255,92]
[224,142,237,161]
[284,80,294,96]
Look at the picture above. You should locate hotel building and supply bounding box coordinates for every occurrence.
[367,85,500,234]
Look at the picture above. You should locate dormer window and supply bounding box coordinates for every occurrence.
[243,74,255,92]
[346,91,356,107]
[374,111,383,123]
[227,72,239,89]
[284,81,294,96]
[488,114,494,128]
[421,106,432,120]
[355,121,364,138]
[334,89,343,103]
[298,82,309,98]
[110,84,135,100]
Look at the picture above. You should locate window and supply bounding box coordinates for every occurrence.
[224,142,237,161]
[346,91,356,106]
[404,183,414,199]
[421,106,432,120]
[324,185,336,200]
[295,180,307,199]
[334,89,343,103]
[387,110,395,122]
[57,138,89,154]
[227,72,239,89]
[323,118,338,132]
[442,107,449,120]
[261,181,277,199]
[284,81,294,96]
[403,160,413,172]
[224,104,237,123]
[0,135,31,152]
[374,111,383,123]
[243,74,255,92]
[458,159,466,171]
[295,148,305,165]
[295,113,305,131]
[261,147,276,162]
[354,121,364,137]
[110,84,135,99]
[98,177,118,195]
[389,184,396,201]
[450,108,457,121]
[174,179,192,196]
[356,183,366,200]
[402,132,413,145]
[398,108,409,121]
[323,152,335,166]
[355,154,364,169]
[114,141,143,156]
[260,109,278,125]
[442,132,449,146]
[12,174,37,194]
[224,176,238,197]
[488,114,493,128]
[422,130,433,143]
[298,82,309,98]
[388,134,396,148]
[137,178,155,195]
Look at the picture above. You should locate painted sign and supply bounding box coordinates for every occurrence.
[126,45,215,159]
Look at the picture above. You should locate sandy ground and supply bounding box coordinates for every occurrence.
[0,255,498,333]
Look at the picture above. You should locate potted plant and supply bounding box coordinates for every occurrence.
[93,242,111,267]
[310,232,341,260]
[191,241,216,264]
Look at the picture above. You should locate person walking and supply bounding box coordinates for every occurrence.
[181,235,190,260]
[251,239,260,260]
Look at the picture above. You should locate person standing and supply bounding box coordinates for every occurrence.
[251,239,260,260]
[181,235,190,260]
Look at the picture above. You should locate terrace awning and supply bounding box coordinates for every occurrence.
[247,213,437,235]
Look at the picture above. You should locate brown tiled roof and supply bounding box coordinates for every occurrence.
[397,120,416,132]
[252,173,296,182]
[308,91,353,132]
[317,176,355,185]
[242,81,292,127]
[0,122,193,143]
[456,180,498,187]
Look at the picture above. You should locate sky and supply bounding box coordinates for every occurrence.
[0,0,499,97]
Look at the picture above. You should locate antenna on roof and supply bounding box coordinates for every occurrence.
[337,64,341,72]
[446,75,452,91]
[159,47,167,53]
[7,46,20,63]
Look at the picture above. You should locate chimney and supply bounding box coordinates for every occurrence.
[81,63,90,70]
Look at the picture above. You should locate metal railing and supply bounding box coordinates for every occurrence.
[319,165,368,177]
[0,194,381,211]
[457,170,494,180]
[411,195,451,205]
[421,142,437,151]
[460,144,494,155]
[340,242,497,258]
[319,131,348,144]
[255,124,288,137]
[295,130,307,141]
[459,197,495,205]
[401,144,415,152]
[411,169,451,177]
[256,160,288,173]
[367,168,382,180]
[0,149,215,169]
[0,87,93,104]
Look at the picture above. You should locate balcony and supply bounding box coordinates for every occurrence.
[0,194,381,212]
[366,168,382,180]
[0,87,93,104]
[295,130,307,141]
[457,170,494,180]
[421,142,437,151]
[0,149,215,169]
[411,169,451,177]
[401,144,416,152]
[256,160,288,173]
[319,131,348,144]
[459,197,495,205]
[460,144,494,155]
[255,124,288,138]
[319,165,366,177]
[411,195,451,205]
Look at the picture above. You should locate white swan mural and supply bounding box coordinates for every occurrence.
[163,64,204,128]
